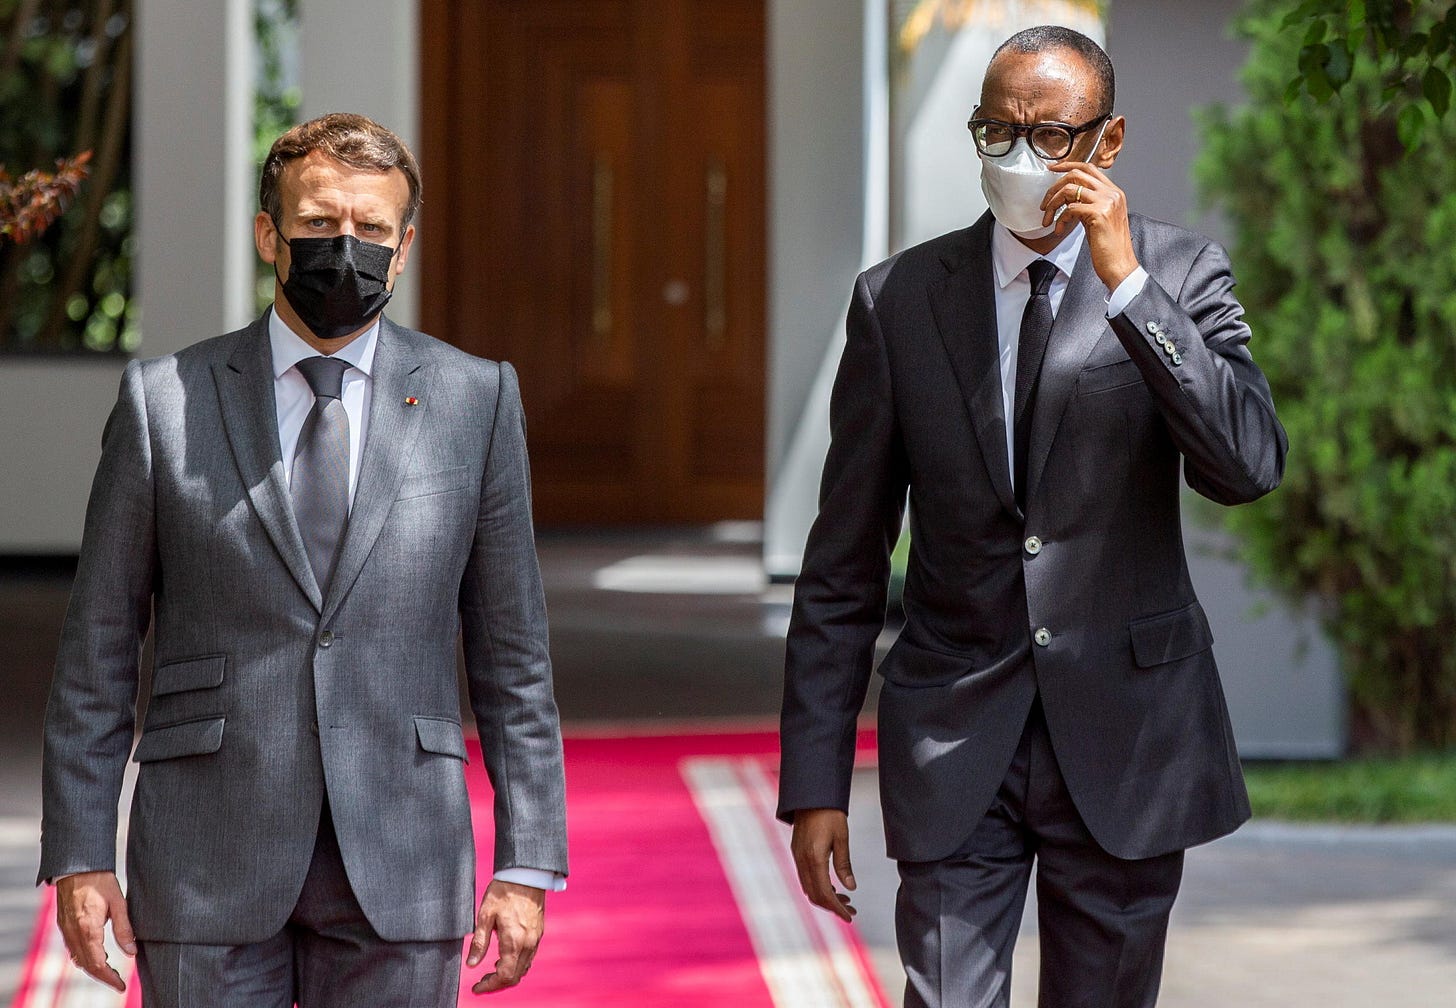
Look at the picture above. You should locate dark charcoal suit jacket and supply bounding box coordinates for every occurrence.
[779,212,1286,863]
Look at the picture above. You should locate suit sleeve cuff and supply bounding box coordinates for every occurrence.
[493,867,567,892]
[1105,266,1149,318]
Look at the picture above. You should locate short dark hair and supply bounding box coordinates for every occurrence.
[259,112,422,231]
[992,25,1115,116]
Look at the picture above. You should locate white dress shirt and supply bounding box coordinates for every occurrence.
[269,310,377,507]
[990,223,1149,486]
[269,308,564,894]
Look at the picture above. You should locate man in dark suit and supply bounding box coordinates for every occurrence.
[779,26,1285,1007]
[40,113,568,1006]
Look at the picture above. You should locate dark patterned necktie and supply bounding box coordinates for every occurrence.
[291,356,351,592]
[1013,259,1058,513]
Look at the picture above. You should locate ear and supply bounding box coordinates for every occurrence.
[393,223,416,278]
[1095,116,1125,170]
[255,211,282,266]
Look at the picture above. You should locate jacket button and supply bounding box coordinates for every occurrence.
[1024,535,1043,556]
[1146,320,1163,336]
[1034,627,1052,647]
[318,629,334,648]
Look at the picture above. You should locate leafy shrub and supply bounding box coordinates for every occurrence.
[1196,0,1456,750]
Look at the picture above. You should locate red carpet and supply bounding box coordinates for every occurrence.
[13,726,886,1007]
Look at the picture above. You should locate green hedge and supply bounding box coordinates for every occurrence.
[1196,0,1456,750]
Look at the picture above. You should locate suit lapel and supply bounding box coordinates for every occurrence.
[1025,240,1114,505]
[928,216,1018,517]
[322,318,434,623]
[213,317,323,611]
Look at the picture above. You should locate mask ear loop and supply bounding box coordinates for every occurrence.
[1088,118,1111,165]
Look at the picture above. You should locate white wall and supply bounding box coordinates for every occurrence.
[0,361,128,552]
[297,0,420,329]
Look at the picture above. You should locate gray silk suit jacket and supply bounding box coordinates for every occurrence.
[779,212,1287,864]
[39,314,568,945]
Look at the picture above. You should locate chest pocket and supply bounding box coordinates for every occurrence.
[396,465,474,501]
[1077,357,1143,396]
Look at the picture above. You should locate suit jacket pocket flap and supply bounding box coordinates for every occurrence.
[133,716,225,763]
[151,655,226,696]
[878,638,975,689]
[397,465,473,501]
[414,716,468,761]
[1129,603,1213,668]
[1077,357,1142,395]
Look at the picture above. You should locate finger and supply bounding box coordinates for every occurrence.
[86,961,128,994]
[832,843,857,892]
[467,908,496,968]
[1049,160,1111,184]
[799,854,854,922]
[473,939,528,993]
[1050,202,1095,238]
[1041,173,1096,213]
[474,964,523,995]
[75,932,126,992]
[108,892,137,957]
[792,839,836,909]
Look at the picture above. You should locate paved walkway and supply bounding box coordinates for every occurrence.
[4,530,1455,1005]
[846,772,1456,1007]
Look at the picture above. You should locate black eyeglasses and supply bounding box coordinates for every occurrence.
[966,111,1109,162]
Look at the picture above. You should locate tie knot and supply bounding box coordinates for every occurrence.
[1027,259,1058,296]
[296,356,348,401]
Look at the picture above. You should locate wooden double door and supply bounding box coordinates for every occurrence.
[420,1,766,525]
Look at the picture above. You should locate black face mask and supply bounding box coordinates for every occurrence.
[277,233,397,341]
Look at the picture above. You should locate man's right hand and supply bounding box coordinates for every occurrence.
[55,871,136,993]
[790,808,857,922]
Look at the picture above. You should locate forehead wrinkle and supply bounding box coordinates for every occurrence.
[981,48,1100,123]
[280,151,408,228]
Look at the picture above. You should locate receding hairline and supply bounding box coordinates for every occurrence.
[987,26,1115,115]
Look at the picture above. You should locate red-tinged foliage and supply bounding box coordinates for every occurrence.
[0,151,92,245]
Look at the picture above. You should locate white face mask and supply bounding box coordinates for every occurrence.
[978,121,1108,239]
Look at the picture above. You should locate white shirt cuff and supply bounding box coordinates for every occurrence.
[1105,266,1149,318]
[493,867,567,892]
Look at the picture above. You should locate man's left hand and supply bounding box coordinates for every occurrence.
[467,880,545,995]
[1042,161,1140,293]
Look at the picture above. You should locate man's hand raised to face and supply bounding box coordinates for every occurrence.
[791,808,858,922]
[55,871,136,993]
[1042,160,1140,294]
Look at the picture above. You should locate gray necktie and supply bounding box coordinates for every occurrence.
[292,356,351,593]
[1014,259,1057,513]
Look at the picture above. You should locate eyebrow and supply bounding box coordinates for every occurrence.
[291,206,394,229]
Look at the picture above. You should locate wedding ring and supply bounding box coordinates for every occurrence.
[1074,185,1084,203]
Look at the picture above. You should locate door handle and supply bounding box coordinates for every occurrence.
[592,158,614,343]
[704,159,727,349]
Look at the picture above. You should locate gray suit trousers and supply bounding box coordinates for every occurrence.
[137,803,461,1008]
[895,699,1184,1008]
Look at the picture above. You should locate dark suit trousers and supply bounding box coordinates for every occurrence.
[894,698,1184,1008]
[136,803,462,1008]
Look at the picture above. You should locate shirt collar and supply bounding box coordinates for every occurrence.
[991,221,1086,290]
[268,307,380,380]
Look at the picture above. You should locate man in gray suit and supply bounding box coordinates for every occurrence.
[39,113,568,1006]
[780,27,1285,1007]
